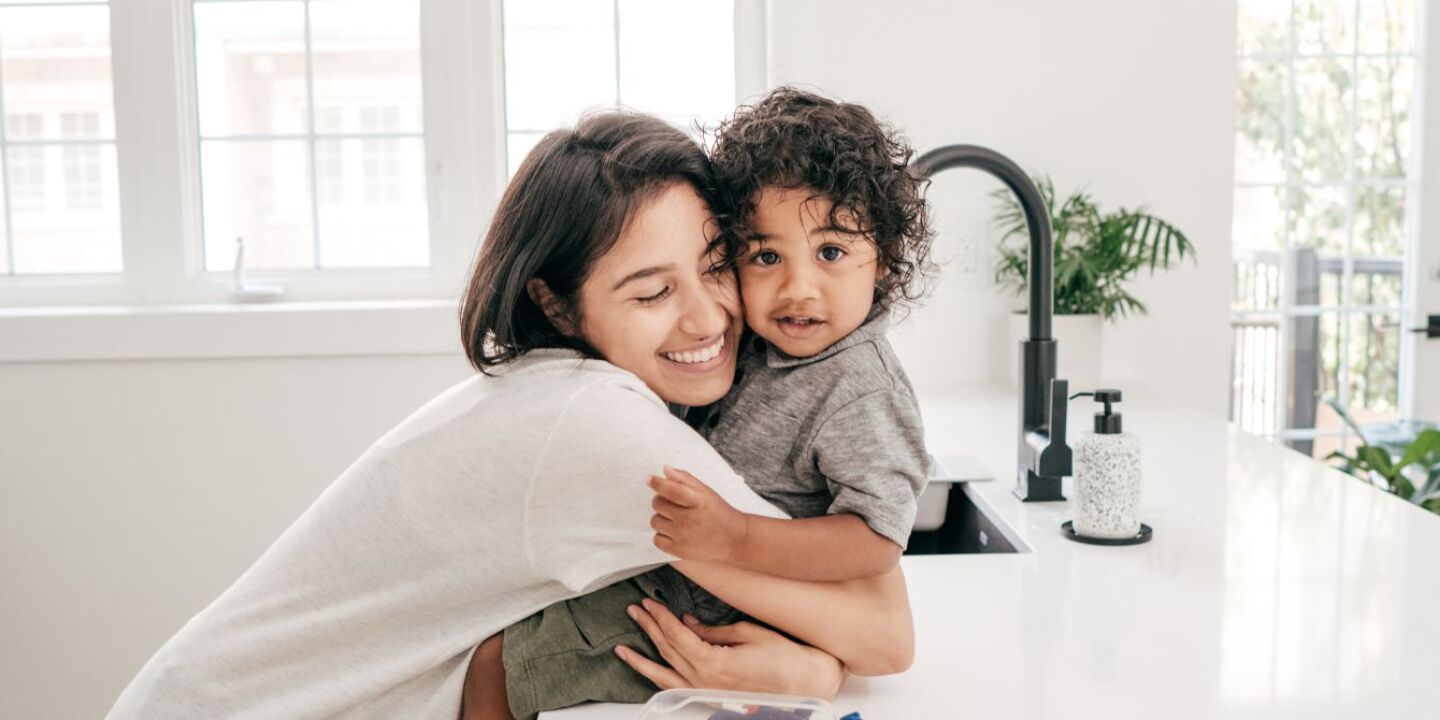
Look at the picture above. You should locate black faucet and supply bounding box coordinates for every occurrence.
[913,145,1071,501]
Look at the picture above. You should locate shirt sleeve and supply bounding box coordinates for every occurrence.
[811,388,929,548]
[525,377,787,594]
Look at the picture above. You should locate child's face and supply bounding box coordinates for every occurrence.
[738,187,882,358]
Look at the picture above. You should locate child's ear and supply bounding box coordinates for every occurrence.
[526,279,577,336]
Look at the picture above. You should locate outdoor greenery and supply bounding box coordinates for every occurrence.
[1324,396,1440,516]
[990,176,1195,320]
[1231,0,1415,430]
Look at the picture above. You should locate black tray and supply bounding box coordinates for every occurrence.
[1061,520,1153,546]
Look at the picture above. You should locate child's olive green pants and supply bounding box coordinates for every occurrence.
[502,567,689,720]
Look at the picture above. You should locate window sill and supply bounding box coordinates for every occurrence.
[0,299,462,363]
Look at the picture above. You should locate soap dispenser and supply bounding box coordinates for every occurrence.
[1065,390,1150,544]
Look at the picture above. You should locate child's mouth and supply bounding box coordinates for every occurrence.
[776,316,826,340]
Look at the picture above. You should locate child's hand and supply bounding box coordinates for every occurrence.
[649,466,749,562]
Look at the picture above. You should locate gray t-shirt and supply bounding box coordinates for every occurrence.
[651,308,930,624]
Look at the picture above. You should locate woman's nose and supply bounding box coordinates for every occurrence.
[677,284,728,338]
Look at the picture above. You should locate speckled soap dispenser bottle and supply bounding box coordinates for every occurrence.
[1070,390,1142,539]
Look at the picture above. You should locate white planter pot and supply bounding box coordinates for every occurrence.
[1006,313,1105,394]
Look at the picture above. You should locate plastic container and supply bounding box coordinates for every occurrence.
[635,689,836,720]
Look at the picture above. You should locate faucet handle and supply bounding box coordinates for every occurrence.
[1049,378,1069,442]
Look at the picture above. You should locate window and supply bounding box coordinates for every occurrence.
[0,0,750,310]
[4,113,44,211]
[0,0,121,276]
[1231,0,1421,457]
[62,112,103,210]
[192,0,429,272]
[502,0,737,176]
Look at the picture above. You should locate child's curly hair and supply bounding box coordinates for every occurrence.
[709,87,935,307]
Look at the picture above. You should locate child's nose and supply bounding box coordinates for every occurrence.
[779,264,820,302]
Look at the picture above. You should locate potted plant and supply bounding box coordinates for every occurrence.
[992,175,1196,391]
[1323,397,1440,515]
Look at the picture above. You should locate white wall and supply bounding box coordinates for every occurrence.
[1,2,1248,717]
[765,0,1238,415]
[0,354,472,718]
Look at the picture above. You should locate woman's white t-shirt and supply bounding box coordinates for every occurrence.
[107,350,785,719]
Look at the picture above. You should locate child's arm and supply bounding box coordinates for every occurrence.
[650,467,900,581]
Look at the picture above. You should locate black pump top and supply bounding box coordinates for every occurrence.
[1070,389,1124,434]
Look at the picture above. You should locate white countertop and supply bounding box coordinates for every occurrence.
[545,385,1440,719]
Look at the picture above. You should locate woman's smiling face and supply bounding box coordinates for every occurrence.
[574,182,742,407]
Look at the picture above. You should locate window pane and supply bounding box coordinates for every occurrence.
[0,173,8,274]
[506,131,546,179]
[5,113,46,211]
[1231,315,1283,434]
[616,0,733,128]
[1294,0,1356,55]
[1353,185,1405,257]
[1354,57,1413,180]
[503,0,617,131]
[201,139,313,271]
[0,4,114,139]
[1289,184,1348,257]
[1237,0,1290,56]
[1291,58,1352,183]
[1306,310,1344,426]
[7,142,121,273]
[193,1,307,137]
[1357,0,1415,54]
[1350,265,1402,307]
[1231,186,1286,310]
[1235,60,1286,183]
[1345,311,1401,422]
[316,137,428,268]
[310,0,423,134]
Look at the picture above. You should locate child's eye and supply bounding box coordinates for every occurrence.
[818,246,846,262]
[636,287,672,305]
[752,250,781,266]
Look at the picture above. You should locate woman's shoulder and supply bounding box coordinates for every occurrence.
[500,349,664,408]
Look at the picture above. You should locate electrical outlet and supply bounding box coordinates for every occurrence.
[954,234,979,274]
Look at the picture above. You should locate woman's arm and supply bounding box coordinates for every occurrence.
[670,559,914,676]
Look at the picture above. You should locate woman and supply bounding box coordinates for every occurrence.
[107,112,911,720]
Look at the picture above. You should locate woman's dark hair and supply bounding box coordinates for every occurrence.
[461,112,717,372]
[709,87,935,307]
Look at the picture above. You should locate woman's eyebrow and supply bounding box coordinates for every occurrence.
[611,264,675,291]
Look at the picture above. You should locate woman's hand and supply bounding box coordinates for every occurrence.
[649,466,749,563]
[615,599,845,699]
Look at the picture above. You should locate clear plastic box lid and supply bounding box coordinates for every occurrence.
[635,689,836,720]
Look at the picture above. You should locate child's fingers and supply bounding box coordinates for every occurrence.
[662,465,704,489]
[650,514,677,537]
[652,495,685,518]
[648,474,699,508]
[653,532,677,554]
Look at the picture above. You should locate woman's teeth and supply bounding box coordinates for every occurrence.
[661,335,725,364]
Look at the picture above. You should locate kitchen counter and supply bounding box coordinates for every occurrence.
[545,385,1440,719]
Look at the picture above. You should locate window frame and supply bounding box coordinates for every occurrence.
[0,0,764,364]
[1229,0,1427,451]
[0,0,508,308]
